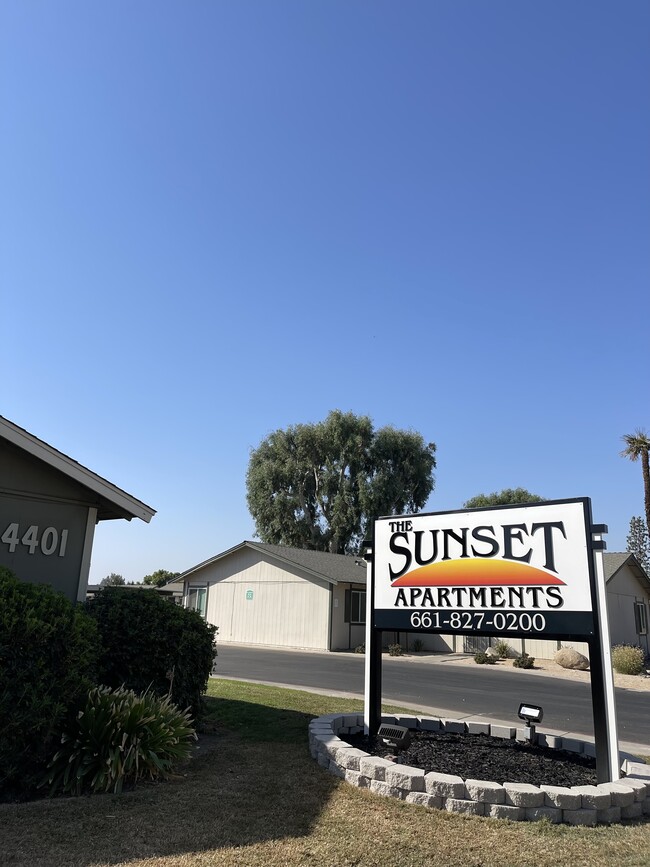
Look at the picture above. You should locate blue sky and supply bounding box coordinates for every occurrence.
[2,1,648,583]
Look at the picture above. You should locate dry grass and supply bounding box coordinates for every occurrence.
[1,679,648,867]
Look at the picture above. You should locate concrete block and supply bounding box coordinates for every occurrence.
[598,782,636,808]
[445,798,485,817]
[621,802,644,820]
[315,713,344,724]
[384,764,426,792]
[622,761,650,778]
[318,735,345,759]
[516,727,533,743]
[490,725,515,740]
[618,777,649,801]
[328,760,346,778]
[597,806,622,824]
[343,714,362,728]
[337,748,371,771]
[583,742,597,758]
[560,737,584,754]
[623,775,650,798]
[643,799,650,816]
[572,785,611,810]
[424,772,466,799]
[344,770,369,788]
[464,779,506,804]
[405,792,443,809]
[442,720,466,734]
[525,807,562,824]
[536,733,562,749]
[348,725,364,735]
[562,808,597,826]
[503,783,544,808]
[359,756,395,781]
[380,715,398,725]
[540,785,582,810]
[418,717,442,732]
[466,722,490,736]
[317,751,331,769]
[369,779,406,799]
[485,804,523,821]
[394,716,418,729]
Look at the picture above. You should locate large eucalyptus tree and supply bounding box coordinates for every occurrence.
[246,410,436,554]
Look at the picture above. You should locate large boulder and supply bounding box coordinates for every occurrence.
[554,647,590,671]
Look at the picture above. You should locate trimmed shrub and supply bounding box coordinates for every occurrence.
[354,643,365,653]
[0,568,99,799]
[611,644,645,676]
[493,640,511,659]
[513,652,535,669]
[46,685,196,795]
[388,643,403,656]
[474,651,496,665]
[85,588,217,718]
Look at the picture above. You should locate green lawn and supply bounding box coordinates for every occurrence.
[0,678,648,867]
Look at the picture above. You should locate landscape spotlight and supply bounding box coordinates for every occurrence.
[377,723,412,752]
[518,703,543,745]
[518,703,543,724]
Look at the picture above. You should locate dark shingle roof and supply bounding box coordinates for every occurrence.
[246,542,367,585]
[604,552,650,588]
[179,540,367,586]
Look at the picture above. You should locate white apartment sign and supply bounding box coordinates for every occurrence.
[364,498,620,783]
[373,499,595,638]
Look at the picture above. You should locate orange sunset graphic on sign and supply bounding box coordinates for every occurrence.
[390,558,566,587]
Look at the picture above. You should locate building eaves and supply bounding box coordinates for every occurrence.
[0,416,155,523]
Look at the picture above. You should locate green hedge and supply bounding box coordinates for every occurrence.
[85,588,217,718]
[0,568,99,799]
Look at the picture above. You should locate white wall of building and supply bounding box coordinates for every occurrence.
[185,546,331,650]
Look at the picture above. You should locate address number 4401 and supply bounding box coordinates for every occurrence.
[1,523,69,557]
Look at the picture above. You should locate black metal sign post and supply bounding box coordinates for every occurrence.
[363,499,620,783]
[363,540,382,736]
[588,524,620,782]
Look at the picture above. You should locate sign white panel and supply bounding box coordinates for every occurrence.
[373,499,595,637]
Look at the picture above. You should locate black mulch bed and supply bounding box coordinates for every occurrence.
[342,730,599,787]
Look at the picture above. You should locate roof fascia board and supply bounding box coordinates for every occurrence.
[0,418,155,522]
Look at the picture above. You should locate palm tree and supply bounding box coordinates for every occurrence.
[621,429,650,537]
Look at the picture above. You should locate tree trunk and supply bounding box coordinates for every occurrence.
[643,448,650,539]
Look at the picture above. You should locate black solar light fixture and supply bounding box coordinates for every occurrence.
[518,703,543,745]
[377,723,412,752]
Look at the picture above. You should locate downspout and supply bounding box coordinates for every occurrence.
[327,583,333,651]
[348,583,352,650]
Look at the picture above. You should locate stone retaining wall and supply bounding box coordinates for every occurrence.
[309,713,650,825]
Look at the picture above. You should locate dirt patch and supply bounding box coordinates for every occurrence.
[343,729,599,787]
